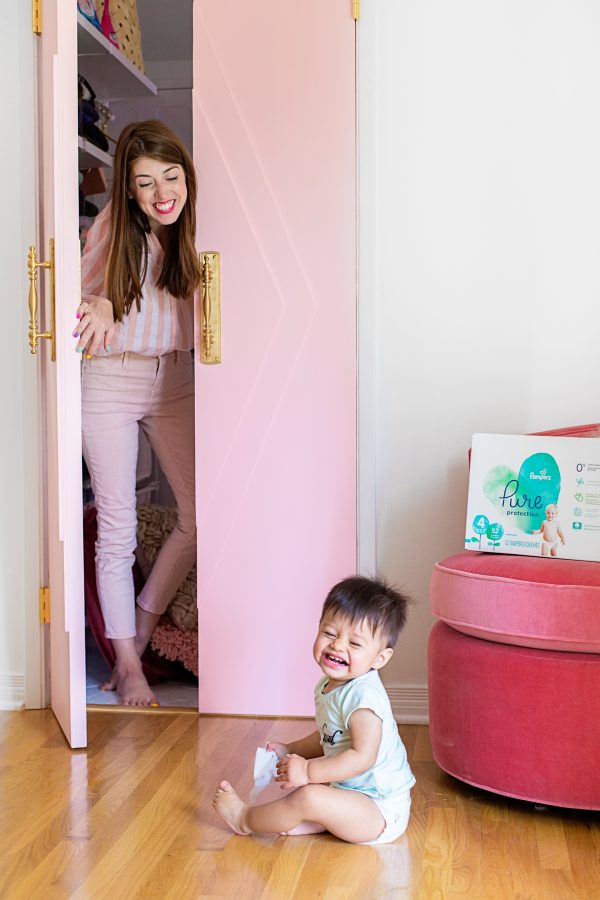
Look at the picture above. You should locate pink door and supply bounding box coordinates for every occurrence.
[37,2,86,747]
[194,2,357,715]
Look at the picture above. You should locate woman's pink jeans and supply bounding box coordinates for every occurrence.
[81,351,196,639]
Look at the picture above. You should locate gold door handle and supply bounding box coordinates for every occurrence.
[200,251,221,365]
[28,240,56,361]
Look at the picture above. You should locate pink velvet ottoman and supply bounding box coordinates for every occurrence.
[428,552,600,809]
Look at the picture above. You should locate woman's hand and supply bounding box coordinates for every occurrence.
[275,753,310,789]
[266,741,289,761]
[74,294,116,357]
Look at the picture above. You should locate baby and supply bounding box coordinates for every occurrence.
[532,504,565,557]
[213,575,415,845]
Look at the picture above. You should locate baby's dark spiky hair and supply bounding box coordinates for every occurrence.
[320,575,412,648]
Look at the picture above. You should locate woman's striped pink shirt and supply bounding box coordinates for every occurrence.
[80,202,194,356]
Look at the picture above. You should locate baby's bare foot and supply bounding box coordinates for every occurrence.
[116,668,158,707]
[212,781,251,835]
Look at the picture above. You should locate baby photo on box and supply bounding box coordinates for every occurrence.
[465,433,600,561]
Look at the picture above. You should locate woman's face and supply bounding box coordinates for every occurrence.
[128,156,188,233]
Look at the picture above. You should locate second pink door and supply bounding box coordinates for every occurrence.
[194,1,357,716]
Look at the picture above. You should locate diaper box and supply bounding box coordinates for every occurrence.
[465,433,600,561]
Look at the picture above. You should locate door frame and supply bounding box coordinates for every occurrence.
[356,16,377,578]
[5,1,46,711]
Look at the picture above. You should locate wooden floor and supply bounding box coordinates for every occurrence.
[1,711,599,899]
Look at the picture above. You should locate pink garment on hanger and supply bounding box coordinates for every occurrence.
[100,1,120,49]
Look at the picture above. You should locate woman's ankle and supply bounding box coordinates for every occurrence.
[135,607,161,655]
[115,657,144,676]
[111,636,145,673]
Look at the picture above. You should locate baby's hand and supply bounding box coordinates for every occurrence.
[266,741,289,760]
[275,753,310,789]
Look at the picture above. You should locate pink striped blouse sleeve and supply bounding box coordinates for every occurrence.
[80,203,111,297]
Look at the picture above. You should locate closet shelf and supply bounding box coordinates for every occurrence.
[77,12,157,100]
[78,137,112,169]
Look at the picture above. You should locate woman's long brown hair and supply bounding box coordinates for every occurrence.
[105,120,202,321]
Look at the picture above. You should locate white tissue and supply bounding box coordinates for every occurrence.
[249,747,279,802]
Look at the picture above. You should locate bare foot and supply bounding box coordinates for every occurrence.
[281,821,326,836]
[212,781,251,835]
[115,668,159,707]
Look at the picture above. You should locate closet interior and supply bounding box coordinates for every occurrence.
[77,0,198,709]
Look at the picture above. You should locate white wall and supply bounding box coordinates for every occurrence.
[1,3,40,707]
[359,1,600,720]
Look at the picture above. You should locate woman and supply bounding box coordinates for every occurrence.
[76,120,201,706]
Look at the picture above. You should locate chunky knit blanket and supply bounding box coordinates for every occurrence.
[136,504,197,631]
[136,504,198,676]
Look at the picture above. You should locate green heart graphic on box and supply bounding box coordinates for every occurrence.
[483,452,561,533]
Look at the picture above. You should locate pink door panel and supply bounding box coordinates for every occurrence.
[194,2,356,715]
[39,1,87,747]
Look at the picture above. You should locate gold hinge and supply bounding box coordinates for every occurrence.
[352,0,360,21]
[32,0,42,35]
[39,587,50,624]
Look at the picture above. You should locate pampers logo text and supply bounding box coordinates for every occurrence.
[529,469,552,481]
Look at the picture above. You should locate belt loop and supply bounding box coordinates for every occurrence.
[122,351,128,369]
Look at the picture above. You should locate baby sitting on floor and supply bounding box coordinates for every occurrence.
[213,575,415,845]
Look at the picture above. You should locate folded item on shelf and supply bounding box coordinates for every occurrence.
[81,167,108,195]
[100,0,120,49]
[81,122,109,153]
[78,0,102,31]
[78,75,110,152]
[96,0,146,73]
[79,191,99,218]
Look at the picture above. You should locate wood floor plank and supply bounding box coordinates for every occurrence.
[535,812,571,871]
[1,711,600,899]
[541,868,587,900]
[66,726,204,899]
[504,801,544,900]
[567,811,600,900]
[6,716,200,899]
[412,724,435,764]
[450,787,484,898]
[292,836,397,900]
[414,806,458,897]
[0,710,64,764]
[149,846,221,899]
[480,811,514,899]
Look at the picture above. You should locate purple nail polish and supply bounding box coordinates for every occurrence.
[76,313,81,319]
[73,332,80,338]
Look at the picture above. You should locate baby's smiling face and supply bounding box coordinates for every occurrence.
[312,611,393,689]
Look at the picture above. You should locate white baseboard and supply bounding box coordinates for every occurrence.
[386,685,429,724]
[0,674,25,710]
